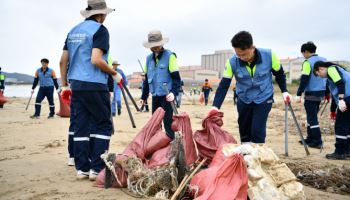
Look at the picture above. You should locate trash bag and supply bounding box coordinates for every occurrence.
[0,91,8,105]
[189,145,248,200]
[56,92,70,117]
[61,89,72,105]
[94,160,128,188]
[194,111,237,164]
[95,108,172,188]
[199,93,204,104]
[171,113,198,166]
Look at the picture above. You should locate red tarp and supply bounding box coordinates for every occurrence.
[190,145,248,200]
[194,111,237,164]
[56,92,70,117]
[0,91,8,105]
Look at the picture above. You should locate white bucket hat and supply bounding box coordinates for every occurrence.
[143,30,169,48]
[112,60,120,65]
[80,0,115,18]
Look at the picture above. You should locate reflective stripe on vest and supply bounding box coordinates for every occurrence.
[230,48,274,104]
[67,20,108,84]
[305,55,327,92]
[146,49,173,96]
[37,68,54,87]
[329,66,350,104]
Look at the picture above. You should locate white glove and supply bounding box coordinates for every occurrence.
[282,92,292,104]
[166,92,175,102]
[140,99,145,105]
[338,99,347,112]
[112,73,123,84]
[57,86,69,94]
[31,89,34,94]
[294,96,302,103]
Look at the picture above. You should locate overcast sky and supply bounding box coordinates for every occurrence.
[1,0,350,76]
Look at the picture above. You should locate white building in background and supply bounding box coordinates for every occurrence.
[179,65,218,81]
[201,50,234,77]
[280,57,304,84]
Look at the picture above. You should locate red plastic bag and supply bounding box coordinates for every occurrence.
[199,93,204,104]
[190,146,248,200]
[61,89,72,105]
[56,93,70,117]
[172,113,198,166]
[194,111,237,164]
[0,91,8,105]
[95,108,172,187]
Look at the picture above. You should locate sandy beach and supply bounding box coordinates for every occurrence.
[0,88,349,200]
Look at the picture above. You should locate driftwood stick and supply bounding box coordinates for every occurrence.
[171,158,207,200]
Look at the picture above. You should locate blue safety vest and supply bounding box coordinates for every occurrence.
[305,55,327,92]
[230,48,273,104]
[37,68,54,87]
[328,66,350,104]
[146,50,173,96]
[66,20,108,84]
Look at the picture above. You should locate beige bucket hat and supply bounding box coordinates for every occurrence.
[143,30,169,48]
[80,0,115,18]
[112,60,120,65]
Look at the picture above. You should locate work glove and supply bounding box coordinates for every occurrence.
[112,73,123,84]
[58,86,70,94]
[282,92,292,104]
[294,95,302,103]
[338,99,347,112]
[166,92,175,102]
[140,99,144,105]
[330,112,336,120]
[207,106,219,117]
[324,95,331,103]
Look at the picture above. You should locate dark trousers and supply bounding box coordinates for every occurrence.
[204,91,210,105]
[334,106,350,154]
[68,101,75,158]
[72,90,112,172]
[140,99,149,111]
[34,86,55,116]
[152,96,174,140]
[304,100,322,144]
[237,98,272,143]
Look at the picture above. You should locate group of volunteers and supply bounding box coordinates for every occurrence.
[27,0,349,181]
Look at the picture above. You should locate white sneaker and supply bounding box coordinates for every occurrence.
[76,170,89,180]
[89,170,99,181]
[68,157,75,166]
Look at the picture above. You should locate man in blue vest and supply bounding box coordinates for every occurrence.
[294,42,328,149]
[111,61,128,116]
[140,30,182,140]
[0,67,5,109]
[208,31,292,144]
[314,61,350,159]
[30,58,59,119]
[59,0,120,180]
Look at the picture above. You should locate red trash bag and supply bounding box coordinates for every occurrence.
[190,146,248,200]
[171,113,198,166]
[194,111,237,164]
[56,92,70,117]
[95,108,172,188]
[0,91,8,105]
[199,93,204,104]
